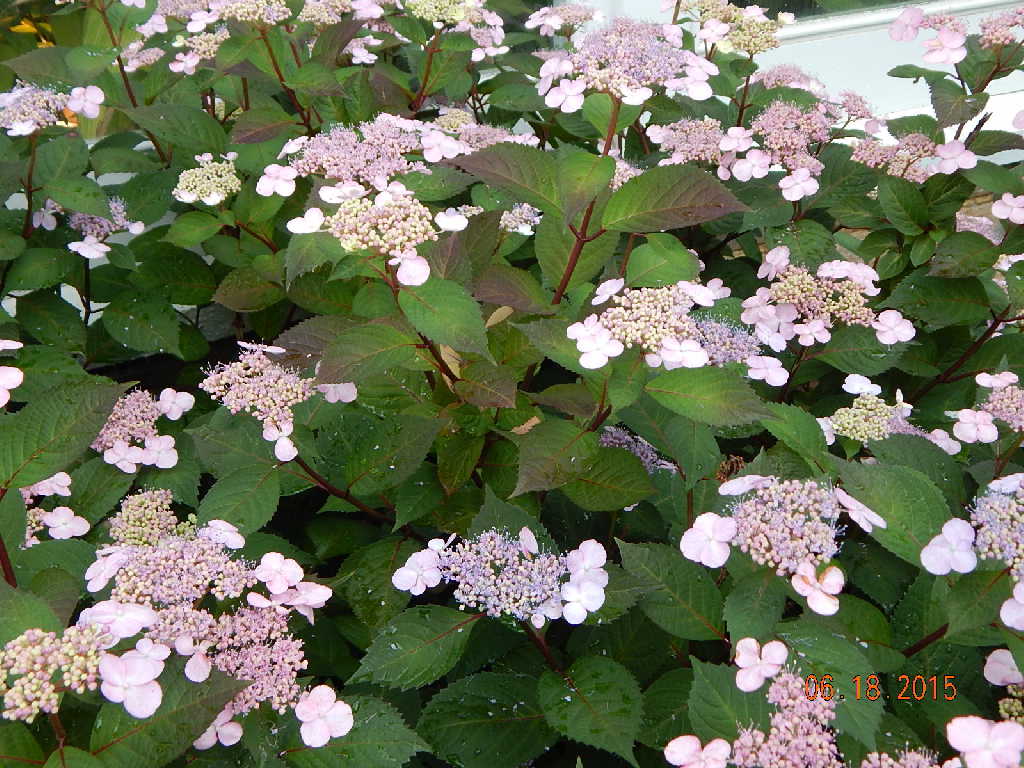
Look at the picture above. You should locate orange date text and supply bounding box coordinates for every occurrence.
[803,674,957,702]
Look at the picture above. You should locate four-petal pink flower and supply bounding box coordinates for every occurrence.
[791,562,844,616]
[680,512,736,568]
[734,637,788,692]
[295,685,354,748]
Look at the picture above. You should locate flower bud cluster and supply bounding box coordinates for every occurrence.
[851,134,936,183]
[90,389,184,473]
[972,483,1024,583]
[0,625,108,723]
[729,478,840,576]
[0,82,68,136]
[393,531,610,627]
[68,197,144,241]
[732,671,843,768]
[109,489,180,546]
[172,152,242,206]
[686,0,784,55]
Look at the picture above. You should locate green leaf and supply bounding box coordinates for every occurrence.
[16,292,86,353]
[336,537,418,629]
[882,269,990,329]
[102,292,183,357]
[0,579,61,645]
[398,278,491,360]
[285,695,428,768]
[877,177,928,235]
[601,165,746,232]
[837,461,949,565]
[724,568,788,640]
[285,232,351,285]
[122,105,227,155]
[4,248,76,292]
[512,418,598,496]
[197,464,280,534]
[42,177,110,218]
[562,447,655,511]
[350,606,482,690]
[929,231,999,277]
[618,540,725,641]
[534,213,618,293]
[639,668,694,748]
[556,147,615,222]
[626,234,700,287]
[0,379,120,489]
[35,135,89,182]
[334,412,442,496]
[452,361,520,408]
[945,570,1011,645]
[130,248,217,306]
[619,399,720,489]
[810,325,905,376]
[450,144,562,215]
[687,658,770,741]
[417,673,558,768]
[318,322,420,384]
[214,268,285,312]
[164,211,223,248]
[962,160,1024,196]
[646,367,770,426]
[229,105,298,144]
[67,457,135,524]
[869,434,964,511]
[930,79,988,128]
[537,656,642,766]
[0,723,44,767]
[760,402,829,473]
[90,659,246,768]
[401,167,474,202]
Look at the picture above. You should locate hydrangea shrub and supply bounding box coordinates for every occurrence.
[1,0,1024,766]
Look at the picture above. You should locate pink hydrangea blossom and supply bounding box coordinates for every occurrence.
[392,549,442,595]
[698,19,730,43]
[946,715,1024,768]
[286,208,326,234]
[952,409,999,444]
[0,364,22,408]
[434,208,469,232]
[81,601,158,640]
[295,685,354,748]
[718,474,773,495]
[318,382,358,403]
[680,512,736,568]
[746,356,789,387]
[872,309,916,345]
[545,79,586,113]
[254,552,304,595]
[99,651,163,718]
[566,315,624,369]
[156,388,195,420]
[791,562,844,616]
[68,235,110,260]
[198,520,245,550]
[390,252,432,287]
[993,193,1024,224]
[256,162,299,196]
[41,506,89,539]
[920,518,977,575]
[592,278,625,305]
[560,578,605,623]
[834,488,887,533]
[734,637,788,692]
[664,735,731,768]
[889,7,925,41]
[757,246,790,281]
[194,708,244,750]
[923,28,968,65]
[984,649,1024,686]
[1001,581,1024,630]
[934,141,977,174]
[67,86,104,119]
[794,318,831,346]
[977,371,1019,389]
[779,168,819,201]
